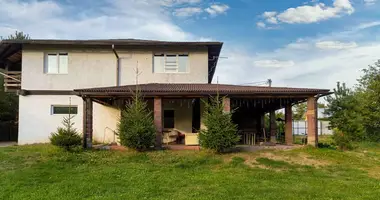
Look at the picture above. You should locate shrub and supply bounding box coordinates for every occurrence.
[198,96,239,153]
[118,92,155,151]
[332,128,354,151]
[50,114,82,151]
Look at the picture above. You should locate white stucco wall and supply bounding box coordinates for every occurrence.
[18,95,120,145]
[21,46,209,90]
[18,45,208,144]
[119,50,208,85]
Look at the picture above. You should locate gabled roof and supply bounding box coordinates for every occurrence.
[0,39,223,82]
[74,83,331,97]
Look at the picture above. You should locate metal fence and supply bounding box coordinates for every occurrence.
[292,120,332,135]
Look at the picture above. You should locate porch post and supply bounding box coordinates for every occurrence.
[154,97,163,148]
[285,104,293,145]
[83,97,93,149]
[307,96,318,147]
[270,110,277,143]
[223,97,231,113]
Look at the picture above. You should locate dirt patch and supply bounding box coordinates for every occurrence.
[223,150,330,170]
[258,152,330,167]
[365,166,380,179]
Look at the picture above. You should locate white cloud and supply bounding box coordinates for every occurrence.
[286,39,311,50]
[253,60,295,68]
[355,21,380,31]
[161,0,202,6]
[256,21,278,30]
[173,7,202,17]
[315,41,358,50]
[261,0,354,25]
[0,0,195,41]
[363,0,377,6]
[215,26,380,90]
[262,11,277,18]
[256,22,266,29]
[205,3,229,16]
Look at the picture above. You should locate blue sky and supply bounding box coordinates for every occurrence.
[1,0,380,89]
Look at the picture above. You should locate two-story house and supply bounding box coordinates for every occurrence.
[0,39,331,148]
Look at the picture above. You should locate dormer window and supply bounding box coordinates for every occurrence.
[153,53,189,73]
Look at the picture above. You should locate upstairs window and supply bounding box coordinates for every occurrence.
[153,53,189,73]
[45,53,68,74]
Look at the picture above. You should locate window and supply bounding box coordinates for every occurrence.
[153,53,188,73]
[51,105,78,115]
[164,110,175,129]
[45,53,68,74]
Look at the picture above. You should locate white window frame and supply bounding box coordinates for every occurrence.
[51,105,78,115]
[153,53,189,73]
[44,52,69,74]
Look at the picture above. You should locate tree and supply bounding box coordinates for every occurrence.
[50,101,82,151]
[1,31,30,40]
[117,90,156,150]
[0,31,30,123]
[356,60,380,141]
[293,103,307,120]
[325,82,365,141]
[198,96,239,153]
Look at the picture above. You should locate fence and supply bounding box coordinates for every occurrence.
[0,121,18,142]
[292,120,332,135]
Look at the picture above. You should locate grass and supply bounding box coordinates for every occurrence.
[1,142,380,200]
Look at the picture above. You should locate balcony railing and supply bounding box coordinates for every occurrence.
[2,71,21,92]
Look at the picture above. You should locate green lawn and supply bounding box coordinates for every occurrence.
[1,143,380,200]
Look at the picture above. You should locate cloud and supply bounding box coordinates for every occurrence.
[315,41,358,50]
[355,21,380,31]
[161,0,202,6]
[205,3,229,16]
[256,21,278,30]
[256,22,266,29]
[215,25,380,89]
[259,0,354,27]
[173,7,202,17]
[0,0,196,41]
[253,60,295,68]
[363,0,377,5]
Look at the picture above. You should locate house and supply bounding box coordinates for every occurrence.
[0,39,331,148]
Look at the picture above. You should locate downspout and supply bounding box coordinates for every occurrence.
[112,44,120,86]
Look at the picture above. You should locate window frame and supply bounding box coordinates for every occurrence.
[51,105,78,115]
[153,53,189,74]
[44,52,69,74]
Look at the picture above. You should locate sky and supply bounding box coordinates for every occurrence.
[1,0,380,89]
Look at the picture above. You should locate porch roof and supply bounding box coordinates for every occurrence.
[74,83,331,98]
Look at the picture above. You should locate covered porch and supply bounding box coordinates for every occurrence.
[74,83,331,149]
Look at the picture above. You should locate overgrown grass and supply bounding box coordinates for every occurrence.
[1,143,380,200]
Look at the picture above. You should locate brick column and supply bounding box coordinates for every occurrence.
[307,96,318,147]
[285,104,293,145]
[223,97,231,113]
[270,110,277,143]
[154,97,163,148]
[83,97,93,149]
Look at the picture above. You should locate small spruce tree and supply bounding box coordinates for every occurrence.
[199,96,239,153]
[50,104,81,151]
[117,90,156,150]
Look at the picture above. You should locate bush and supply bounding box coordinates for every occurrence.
[50,114,82,151]
[118,93,156,151]
[198,96,240,153]
[332,128,354,151]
